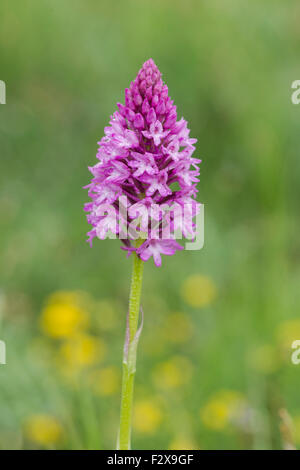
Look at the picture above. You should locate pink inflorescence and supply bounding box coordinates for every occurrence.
[84,59,201,267]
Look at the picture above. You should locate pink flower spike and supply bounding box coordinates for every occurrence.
[129,151,157,178]
[84,58,201,266]
[133,113,145,129]
[142,120,169,146]
[137,239,183,267]
[145,170,172,198]
[162,139,181,161]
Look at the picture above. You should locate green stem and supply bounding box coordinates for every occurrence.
[118,251,144,450]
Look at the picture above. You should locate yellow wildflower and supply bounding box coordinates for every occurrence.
[163,312,193,344]
[247,344,280,374]
[133,399,162,434]
[40,290,89,338]
[293,415,300,445]
[143,329,168,356]
[24,414,63,447]
[45,290,90,306]
[181,275,217,308]
[169,437,198,450]
[200,390,245,431]
[59,333,106,368]
[152,356,193,389]
[89,366,120,396]
[276,319,300,351]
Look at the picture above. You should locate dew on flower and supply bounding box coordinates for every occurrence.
[181,274,217,308]
[24,414,63,447]
[133,399,162,434]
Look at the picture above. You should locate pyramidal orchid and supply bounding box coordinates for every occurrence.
[84,59,201,449]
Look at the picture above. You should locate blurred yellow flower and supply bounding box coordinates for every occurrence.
[40,290,89,338]
[94,299,119,331]
[24,414,63,447]
[276,319,300,351]
[89,366,120,396]
[133,399,162,434]
[152,356,193,389]
[247,344,280,374]
[181,275,217,308]
[168,437,198,450]
[163,312,193,344]
[143,329,168,356]
[46,290,90,306]
[59,333,106,368]
[200,390,245,431]
[293,415,300,445]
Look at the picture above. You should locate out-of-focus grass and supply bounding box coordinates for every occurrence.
[0,0,300,449]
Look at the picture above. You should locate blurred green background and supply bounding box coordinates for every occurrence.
[1,0,300,450]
